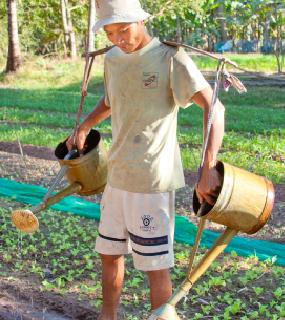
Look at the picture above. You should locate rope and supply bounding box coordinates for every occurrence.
[188,59,223,264]
[184,59,226,267]
[197,58,225,181]
[27,44,113,212]
[72,46,114,149]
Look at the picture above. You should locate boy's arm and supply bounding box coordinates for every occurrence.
[191,86,225,205]
[67,96,111,151]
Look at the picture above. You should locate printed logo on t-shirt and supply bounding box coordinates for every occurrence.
[142,72,159,89]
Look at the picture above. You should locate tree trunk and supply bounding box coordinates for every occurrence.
[216,4,227,42]
[176,16,182,43]
[60,0,69,58]
[87,0,96,52]
[263,11,271,45]
[274,5,283,73]
[60,0,77,59]
[207,36,212,51]
[6,0,22,72]
[66,3,77,59]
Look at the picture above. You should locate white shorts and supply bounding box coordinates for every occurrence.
[95,184,175,271]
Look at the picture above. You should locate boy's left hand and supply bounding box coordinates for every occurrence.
[195,165,222,205]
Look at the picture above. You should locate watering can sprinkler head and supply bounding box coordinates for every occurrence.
[11,181,82,234]
[11,149,78,234]
[11,209,39,234]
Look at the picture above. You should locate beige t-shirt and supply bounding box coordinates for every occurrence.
[104,38,209,193]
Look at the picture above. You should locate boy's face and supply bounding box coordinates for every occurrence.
[104,21,146,53]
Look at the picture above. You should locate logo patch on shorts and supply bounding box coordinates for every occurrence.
[142,72,159,89]
[140,214,155,232]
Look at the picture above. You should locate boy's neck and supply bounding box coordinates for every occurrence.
[131,33,153,53]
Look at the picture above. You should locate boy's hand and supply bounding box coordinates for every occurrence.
[195,165,222,205]
[66,125,89,152]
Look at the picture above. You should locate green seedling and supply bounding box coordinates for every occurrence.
[42,280,56,291]
[253,287,264,296]
[275,302,285,317]
[273,287,283,300]
[257,302,268,315]
[208,276,226,288]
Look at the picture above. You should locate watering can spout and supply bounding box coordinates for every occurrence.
[35,182,82,212]
[11,182,82,234]
[148,228,237,320]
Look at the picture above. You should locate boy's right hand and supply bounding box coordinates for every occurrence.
[66,125,89,152]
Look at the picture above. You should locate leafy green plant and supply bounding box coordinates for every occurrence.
[208,275,226,288]
[273,287,283,300]
[275,302,285,317]
[253,287,264,296]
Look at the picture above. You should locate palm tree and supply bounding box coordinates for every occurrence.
[6,0,22,72]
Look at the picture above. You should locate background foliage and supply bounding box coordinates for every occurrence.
[1,0,284,61]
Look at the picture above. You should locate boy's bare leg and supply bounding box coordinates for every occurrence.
[147,269,172,310]
[98,254,125,320]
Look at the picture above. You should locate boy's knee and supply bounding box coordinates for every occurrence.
[147,268,171,280]
[100,253,123,264]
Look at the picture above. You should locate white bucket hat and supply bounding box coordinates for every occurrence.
[93,0,150,33]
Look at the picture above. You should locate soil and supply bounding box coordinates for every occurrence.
[0,141,284,320]
[0,277,98,320]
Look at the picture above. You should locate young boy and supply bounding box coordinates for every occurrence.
[68,1,224,319]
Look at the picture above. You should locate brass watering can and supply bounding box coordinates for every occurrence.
[11,45,114,234]
[149,47,275,320]
[149,161,275,320]
[11,129,108,234]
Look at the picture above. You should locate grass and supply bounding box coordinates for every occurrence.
[0,123,70,147]
[0,199,284,319]
[0,88,97,113]
[1,56,104,90]
[192,54,282,73]
[0,106,112,131]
